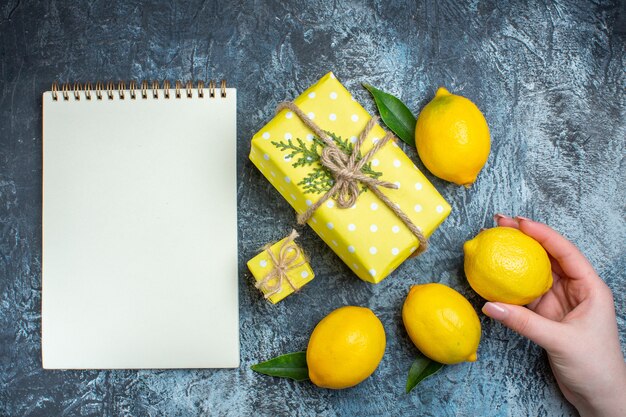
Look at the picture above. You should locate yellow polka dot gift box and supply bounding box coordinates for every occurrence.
[247,230,315,304]
[249,72,451,284]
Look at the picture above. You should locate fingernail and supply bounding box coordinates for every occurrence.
[515,216,531,222]
[482,302,509,320]
[493,213,509,222]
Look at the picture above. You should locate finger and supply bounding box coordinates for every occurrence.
[493,213,519,229]
[526,295,543,310]
[515,217,597,281]
[548,254,566,277]
[482,302,561,350]
[551,271,562,287]
[526,272,562,315]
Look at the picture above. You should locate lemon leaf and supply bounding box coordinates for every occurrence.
[251,351,309,381]
[363,83,416,146]
[405,353,444,393]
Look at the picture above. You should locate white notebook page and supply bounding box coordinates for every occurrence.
[42,87,239,369]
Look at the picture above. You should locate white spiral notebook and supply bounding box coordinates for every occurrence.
[41,81,239,369]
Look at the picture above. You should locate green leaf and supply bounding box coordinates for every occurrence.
[405,353,444,393]
[363,83,417,147]
[272,130,382,195]
[250,351,309,382]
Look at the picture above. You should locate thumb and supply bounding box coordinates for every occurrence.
[482,302,560,350]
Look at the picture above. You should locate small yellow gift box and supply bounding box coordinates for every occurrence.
[249,72,451,284]
[247,230,315,304]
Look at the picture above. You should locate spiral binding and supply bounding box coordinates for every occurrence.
[51,80,227,101]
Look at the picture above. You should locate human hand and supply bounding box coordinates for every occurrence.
[481,215,626,417]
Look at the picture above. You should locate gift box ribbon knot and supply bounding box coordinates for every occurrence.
[276,101,429,255]
[255,229,307,298]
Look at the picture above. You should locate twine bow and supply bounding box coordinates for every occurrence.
[276,101,428,255]
[255,229,307,298]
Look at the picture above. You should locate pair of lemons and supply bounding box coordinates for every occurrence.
[402,226,552,367]
[305,284,479,390]
[307,227,553,389]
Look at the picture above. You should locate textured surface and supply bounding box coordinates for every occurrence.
[1,0,625,416]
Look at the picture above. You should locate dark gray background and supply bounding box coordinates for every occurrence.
[1,1,624,416]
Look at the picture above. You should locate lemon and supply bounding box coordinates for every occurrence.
[414,87,490,186]
[306,306,386,389]
[402,283,481,364]
[464,227,553,305]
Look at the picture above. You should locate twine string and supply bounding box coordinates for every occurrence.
[275,101,429,255]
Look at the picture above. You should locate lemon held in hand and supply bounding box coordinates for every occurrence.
[414,87,490,186]
[464,227,553,305]
[402,283,481,365]
[306,306,386,389]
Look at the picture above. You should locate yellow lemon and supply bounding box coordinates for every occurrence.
[414,87,490,186]
[402,283,481,364]
[464,227,553,305]
[306,306,386,389]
